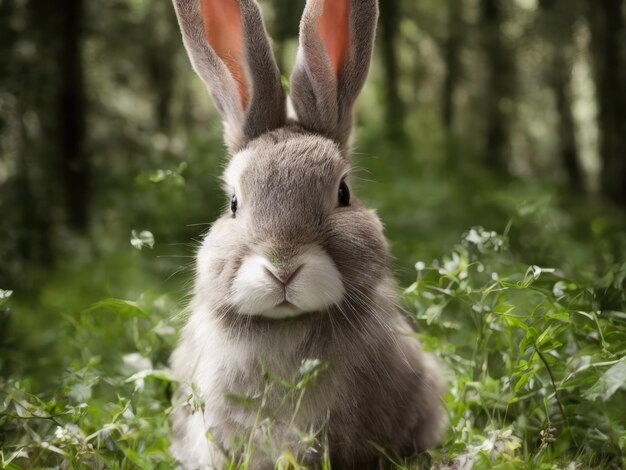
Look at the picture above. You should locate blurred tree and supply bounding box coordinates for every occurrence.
[11,1,62,268]
[379,0,405,139]
[538,0,584,191]
[442,0,463,165]
[144,0,180,132]
[269,0,303,70]
[58,0,89,231]
[587,0,626,207]
[0,0,25,275]
[0,0,89,280]
[0,1,17,95]
[480,0,516,172]
[27,0,88,234]
[442,0,462,131]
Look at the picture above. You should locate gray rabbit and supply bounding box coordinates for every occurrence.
[169,0,446,468]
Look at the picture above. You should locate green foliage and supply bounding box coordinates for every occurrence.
[407,224,626,468]
[1,0,626,467]
[2,207,625,468]
[1,294,177,469]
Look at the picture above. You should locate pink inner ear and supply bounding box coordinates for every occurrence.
[201,0,249,109]
[317,0,350,78]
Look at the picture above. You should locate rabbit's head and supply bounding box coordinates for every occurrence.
[174,0,386,320]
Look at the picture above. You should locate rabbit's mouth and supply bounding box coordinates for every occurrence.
[260,300,307,319]
[230,245,345,318]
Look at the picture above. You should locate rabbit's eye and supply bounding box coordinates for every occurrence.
[338,180,350,206]
[230,194,238,215]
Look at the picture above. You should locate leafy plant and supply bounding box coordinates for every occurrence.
[407,226,626,469]
[1,219,625,468]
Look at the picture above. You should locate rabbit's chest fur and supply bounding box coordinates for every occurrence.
[170,286,445,468]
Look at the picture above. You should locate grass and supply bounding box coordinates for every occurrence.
[1,146,626,468]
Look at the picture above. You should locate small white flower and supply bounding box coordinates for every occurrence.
[299,358,322,376]
[130,230,155,250]
[415,261,426,271]
[123,353,153,372]
[0,289,13,300]
[122,406,135,420]
[154,322,176,336]
[54,424,82,445]
[440,252,461,275]
[465,228,483,246]
[529,265,542,280]
[552,281,566,297]
[55,425,70,441]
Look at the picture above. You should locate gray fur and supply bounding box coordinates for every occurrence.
[169,1,445,468]
[170,129,446,469]
[172,0,285,151]
[290,0,379,153]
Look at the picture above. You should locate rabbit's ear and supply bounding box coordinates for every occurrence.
[173,0,286,151]
[289,0,378,153]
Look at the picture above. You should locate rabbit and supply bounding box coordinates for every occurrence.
[169,0,446,468]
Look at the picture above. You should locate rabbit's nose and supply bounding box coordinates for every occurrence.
[264,264,304,286]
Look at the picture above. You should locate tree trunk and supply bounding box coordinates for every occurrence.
[0,1,54,271]
[10,0,67,267]
[58,0,89,231]
[0,0,17,85]
[539,0,584,191]
[10,0,89,269]
[588,0,626,207]
[480,0,515,172]
[550,48,583,191]
[145,0,179,133]
[442,0,463,166]
[15,111,55,268]
[442,0,462,131]
[379,0,405,140]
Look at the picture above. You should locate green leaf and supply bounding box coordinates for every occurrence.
[425,303,444,324]
[125,368,177,385]
[225,393,260,408]
[277,450,302,470]
[87,298,149,317]
[583,356,626,401]
[145,164,187,186]
[545,310,570,322]
[493,303,514,315]
[535,326,553,347]
[501,314,530,333]
[514,370,534,393]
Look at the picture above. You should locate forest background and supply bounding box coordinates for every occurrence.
[0,0,625,468]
